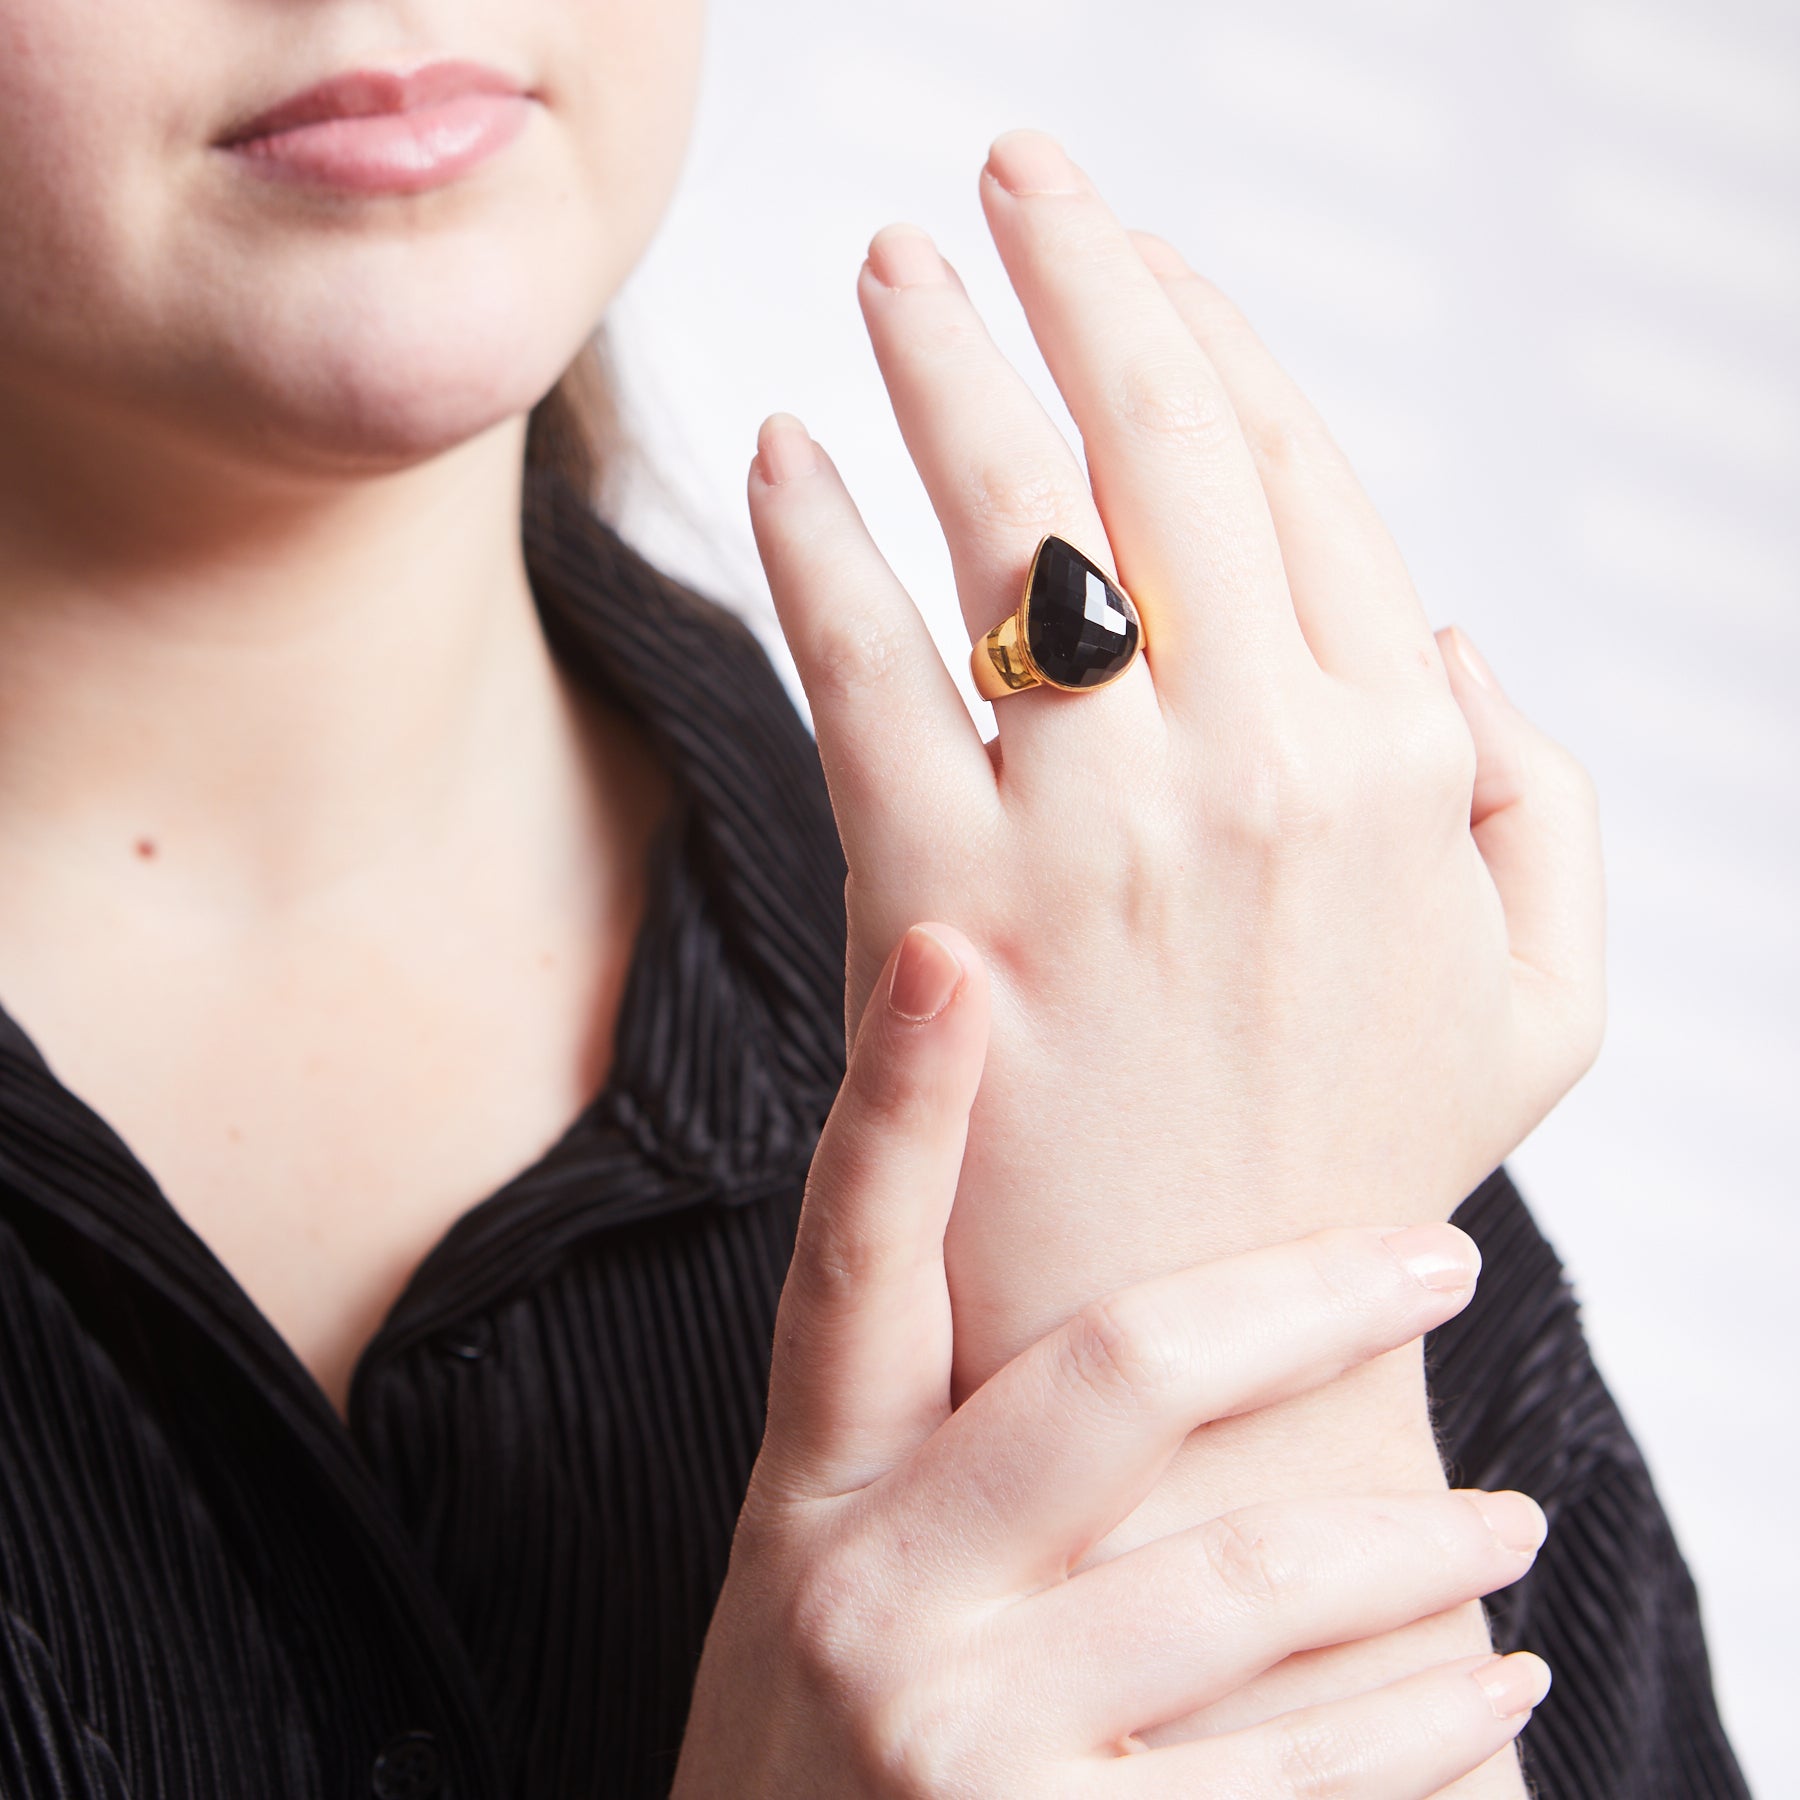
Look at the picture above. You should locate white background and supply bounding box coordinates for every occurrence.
[605,1,1797,1788]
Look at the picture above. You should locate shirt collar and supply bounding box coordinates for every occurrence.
[519,466,847,1184]
[0,468,847,1345]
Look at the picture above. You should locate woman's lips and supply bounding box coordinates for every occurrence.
[217,61,534,194]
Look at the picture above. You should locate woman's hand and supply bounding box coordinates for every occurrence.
[674,921,1551,1799]
[745,127,1600,1790]
[745,127,1605,1390]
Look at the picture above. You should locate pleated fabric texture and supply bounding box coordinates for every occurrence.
[0,471,1747,1798]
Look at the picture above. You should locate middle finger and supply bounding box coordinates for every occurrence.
[978,127,1318,719]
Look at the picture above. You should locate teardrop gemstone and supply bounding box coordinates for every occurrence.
[1022,535,1142,689]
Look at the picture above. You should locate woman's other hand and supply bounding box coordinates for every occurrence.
[673,922,1550,1799]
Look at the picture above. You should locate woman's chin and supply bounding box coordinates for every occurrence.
[159,258,602,480]
[250,377,551,477]
[211,335,583,481]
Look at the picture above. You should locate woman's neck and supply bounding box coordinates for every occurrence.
[0,406,594,924]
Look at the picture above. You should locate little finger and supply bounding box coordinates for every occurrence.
[1102,1652,1552,1798]
[1017,1489,1546,1751]
[1439,624,1607,1114]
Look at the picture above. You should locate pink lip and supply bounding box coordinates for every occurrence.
[216,61,535,194]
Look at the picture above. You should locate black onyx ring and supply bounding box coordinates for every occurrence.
[970,533,1144,701]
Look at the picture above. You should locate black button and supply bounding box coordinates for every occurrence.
[371,1729,445,1799]
[438,1315,494,1362]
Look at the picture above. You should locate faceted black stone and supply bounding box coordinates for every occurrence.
[1022,534,1141,689]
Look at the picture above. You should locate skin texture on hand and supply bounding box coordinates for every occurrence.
[746,128,1606,1793]
[675,920,1553,1798]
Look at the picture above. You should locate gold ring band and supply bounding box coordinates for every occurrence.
[970,533,1144,702]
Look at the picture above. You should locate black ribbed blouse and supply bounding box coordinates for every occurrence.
[0,473,1748,1799]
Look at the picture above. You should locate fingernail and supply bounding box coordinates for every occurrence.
[986,128,1080,196]
[758,413,818,486]
[1381,1223,1481,1292]
[1464,1490,1549,1555]
[867,223,946,289]
[1476,1652,1552,1720]
[1451,627,1505,697]
[888,926,963,1023]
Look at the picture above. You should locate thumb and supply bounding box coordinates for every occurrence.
[758,920,990,1500]
[1438,625,1608,1107]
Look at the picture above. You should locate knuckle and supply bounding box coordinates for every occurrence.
[1298,1228,1384,1324]
[1059,1290,1184,1413]
[784,1543,873,1689]
[1214,719,1334,854]
[789,1198,892,1311]
[855,1680,983,1799]
[1272,1713,1363,1800]
[805,608,913,710]
[963,461,1090,543]
[791,1134,923,1304]
[1241,407,1321,483]
[1198,1510,1287,1610]
[1242,398,1358,494]
[892,299,990,368]
[1107,353,1235,453]
[1399,698,1481,812]
[1032,784,1184,939]
[1106,806,1192,956]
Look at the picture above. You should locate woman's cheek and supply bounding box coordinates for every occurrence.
[0,0,708,474]
[0,1,146,348]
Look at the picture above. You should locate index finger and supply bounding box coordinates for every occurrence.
[870,1222,1482,1597]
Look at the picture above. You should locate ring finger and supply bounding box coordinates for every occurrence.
[859,220,1166,786]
